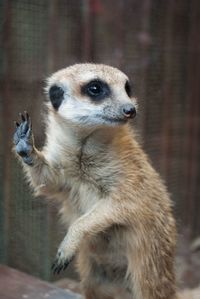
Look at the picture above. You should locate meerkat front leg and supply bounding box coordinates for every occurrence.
[52,199,128,274]
[13,112,59,195]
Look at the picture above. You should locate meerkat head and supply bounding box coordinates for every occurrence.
[46,63,137,128]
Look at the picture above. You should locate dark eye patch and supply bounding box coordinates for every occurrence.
[49,85,64,110]
[125,81,132,98]
[81,79,111,101]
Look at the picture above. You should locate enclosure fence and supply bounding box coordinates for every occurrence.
[0,0,200,280]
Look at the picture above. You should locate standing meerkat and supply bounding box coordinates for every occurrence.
[13,64,177,299]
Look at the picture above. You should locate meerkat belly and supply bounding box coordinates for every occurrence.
[83,225,128,282]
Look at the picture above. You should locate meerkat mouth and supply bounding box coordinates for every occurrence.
[101,116,128,124]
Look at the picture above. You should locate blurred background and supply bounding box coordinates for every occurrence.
[0,0,200,292]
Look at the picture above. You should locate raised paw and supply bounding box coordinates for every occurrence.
[13,112,34,165]
[51,249,74,275]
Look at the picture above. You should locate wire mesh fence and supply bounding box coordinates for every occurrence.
[0,0,200,280]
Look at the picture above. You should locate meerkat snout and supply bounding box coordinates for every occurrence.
[121,103,136,118]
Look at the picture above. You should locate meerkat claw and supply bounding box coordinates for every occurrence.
[51,260,64,275]
[51,254,73,275]
[20,112,25,122]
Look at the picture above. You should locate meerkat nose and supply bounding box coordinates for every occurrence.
[122,104,136,118]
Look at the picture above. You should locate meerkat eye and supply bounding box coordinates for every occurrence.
[125,81,132,98]
[81,80,110,100]
[49,85,64,110]
[88,82,102,96]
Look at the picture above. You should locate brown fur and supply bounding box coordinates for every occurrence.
[14,64,177,299]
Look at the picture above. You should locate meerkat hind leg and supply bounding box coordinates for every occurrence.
[83,285,132,299]
[80,258,131,299]
[84,287,114,299]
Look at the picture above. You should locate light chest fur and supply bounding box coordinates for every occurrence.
[43,113,129,274]
[43,112,122,220]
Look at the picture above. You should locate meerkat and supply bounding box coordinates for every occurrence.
[13,63,177,299]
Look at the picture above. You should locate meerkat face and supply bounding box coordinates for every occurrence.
[46,64,137,128]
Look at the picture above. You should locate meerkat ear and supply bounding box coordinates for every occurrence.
[49,85,64,110]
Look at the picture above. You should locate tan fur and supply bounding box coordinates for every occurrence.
[14,64,177,299]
